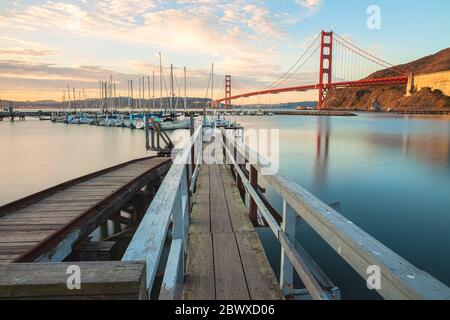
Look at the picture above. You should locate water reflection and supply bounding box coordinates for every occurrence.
[236,113,450,299]
[314,118,330,188]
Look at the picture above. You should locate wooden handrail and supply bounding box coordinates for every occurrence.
[223,130,450,300]
[123,125,203,299]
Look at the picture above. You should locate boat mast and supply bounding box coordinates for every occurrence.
[138,77,141,110]
[159,52,163,113]
[113,83,116,110]
[130,80,134,111]
[152,71,155,110]
[142,77,145,111]
[67,84,71,111]
[147,75,151,112]
[211,63,214,110]
[62,90,66,111]
[73,88,76,113]
[127,80,130,109]
[109,75,113,110]
[170,64,174,115]
[184,67,187,113]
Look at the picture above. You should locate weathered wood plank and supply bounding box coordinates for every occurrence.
[209,165,232,234]
[12,206,84,216]
[219,165,254,233]
[0,262,147,299]
[235,231,282,300]
[0,231,55,243]
[0,217,79,225]
[0,241,38,248]
[0,224,63,232]
[0,255,19,263]
[183,233,215,300]
[189,165,210,234]
[39,198,105,204]
[16,206,88,213]
[213,233,249,300]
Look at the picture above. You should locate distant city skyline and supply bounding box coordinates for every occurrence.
[0,0,449,103]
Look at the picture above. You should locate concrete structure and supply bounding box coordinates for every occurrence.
[406,71,450,96]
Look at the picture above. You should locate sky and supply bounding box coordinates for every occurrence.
[0,0,449,103]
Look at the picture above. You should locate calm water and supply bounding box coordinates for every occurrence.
[236,113,450,299]
[0,120,152,205]
[1,114,449,299]
[0,120,153,242]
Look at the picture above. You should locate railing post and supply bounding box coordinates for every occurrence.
[280,199,296,298]
[228,132,235,174]
[249,165,258,224]
[190,117,195,171]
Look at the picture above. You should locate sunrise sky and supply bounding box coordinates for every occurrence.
[0,0,449,103]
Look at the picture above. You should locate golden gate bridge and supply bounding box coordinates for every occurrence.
[216,31,409,110]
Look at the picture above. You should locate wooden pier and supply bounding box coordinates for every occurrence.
[1,124,450,300]
[0,156,170,263]
[395,109,450,115]
[183,164,281,300]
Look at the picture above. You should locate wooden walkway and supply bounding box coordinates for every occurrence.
[0,157,170,263]
[183,164,282,300]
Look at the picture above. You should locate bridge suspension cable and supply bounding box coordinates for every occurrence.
[216,30,409,110]
[262,32,321,91]
[232,79,251,93]
[333,32,408,76]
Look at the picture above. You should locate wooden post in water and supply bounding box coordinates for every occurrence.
[145,114,150,150]
[8,102,14,122]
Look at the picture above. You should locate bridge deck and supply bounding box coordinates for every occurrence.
[0,156,170,263]
[183,164,282,300]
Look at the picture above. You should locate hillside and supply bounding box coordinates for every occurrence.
[323,48,450,111]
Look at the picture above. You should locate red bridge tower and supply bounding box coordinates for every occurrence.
[318,31,333,110]
[225,75,232,109]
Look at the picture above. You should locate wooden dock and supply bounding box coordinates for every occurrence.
[0,156,170,263]
[1,123,450,300]
[395,109,450,115]
[183,164,281,300]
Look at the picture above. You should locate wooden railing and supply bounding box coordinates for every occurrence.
[122,124,203,300]
[222,130,450,300]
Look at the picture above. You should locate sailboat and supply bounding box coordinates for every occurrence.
[159,63,191,130]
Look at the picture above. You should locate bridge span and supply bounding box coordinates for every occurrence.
[216,31,410,110]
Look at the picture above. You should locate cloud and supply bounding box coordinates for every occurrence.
[0,48,57,57]
[296,0,322,10]
[0,0,309,101]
